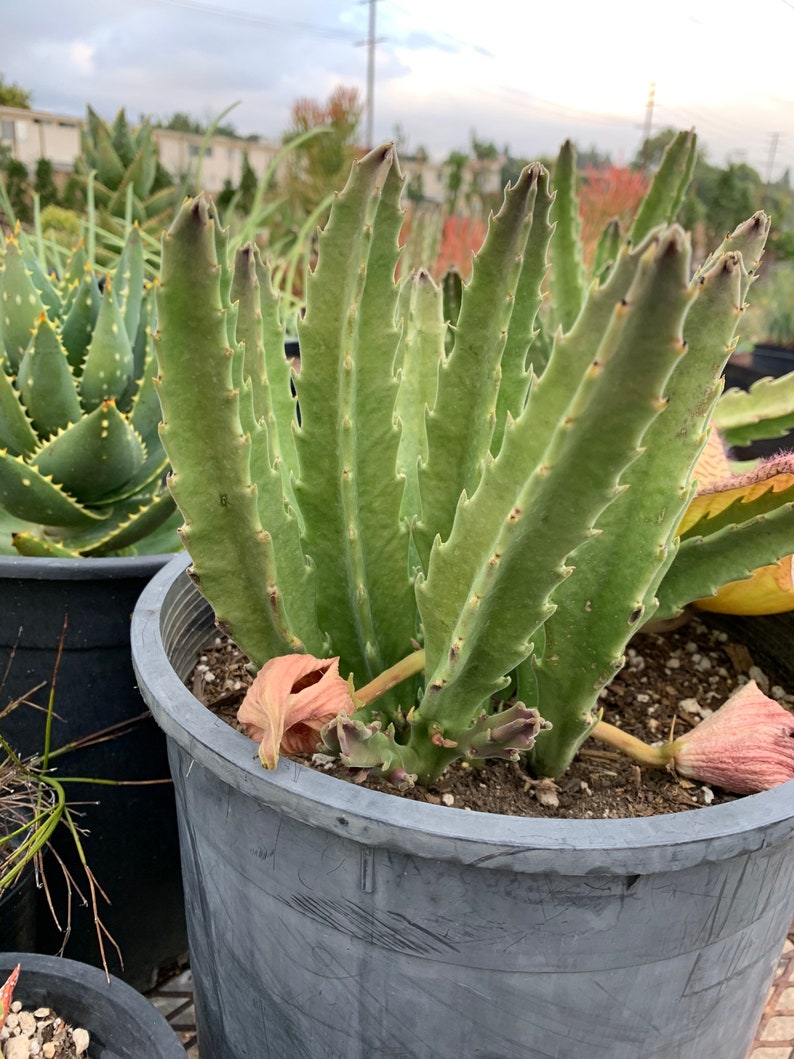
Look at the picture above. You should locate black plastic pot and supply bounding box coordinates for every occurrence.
[751,342,794,378]
[0,555,187,990]
[132,555,794,1059]
[0,951,185,1058]
[0,865,35,952]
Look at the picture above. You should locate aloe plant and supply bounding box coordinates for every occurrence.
[0,225,180,556]
[154,133,794,788]
[75,107,177,237]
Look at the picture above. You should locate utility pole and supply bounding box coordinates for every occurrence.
[642,82,656,149]
[765,131,780,184]
[357,0,381,150]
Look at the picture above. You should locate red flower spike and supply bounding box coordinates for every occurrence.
[237,654,355,769]
[672,680,794,794]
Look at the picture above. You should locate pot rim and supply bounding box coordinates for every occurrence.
[131,553,794,876]
[0,553,176,582]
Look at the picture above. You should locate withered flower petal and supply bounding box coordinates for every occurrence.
[237,654,355,769]
[672,680,794,794]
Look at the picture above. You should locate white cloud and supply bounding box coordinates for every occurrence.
[2,0,793,178]
[69,42,96,76]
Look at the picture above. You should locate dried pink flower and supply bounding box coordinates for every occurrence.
[237,654,355,769]
[672,680,794,794]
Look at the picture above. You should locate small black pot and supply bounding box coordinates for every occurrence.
[751,343,794,379]
[0,865,36,952]
[0,952,185,1058]
[0,555,187,990]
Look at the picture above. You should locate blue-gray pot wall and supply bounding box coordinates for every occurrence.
[0,555,187,990]
[133,555,794,1059]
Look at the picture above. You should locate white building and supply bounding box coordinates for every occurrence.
[0,104,504,205]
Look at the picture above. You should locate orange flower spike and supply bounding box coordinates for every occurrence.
[672,681,794,795]
[0,964,20,1032]
[237,655,355,769]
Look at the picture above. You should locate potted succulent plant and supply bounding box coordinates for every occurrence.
[132,132,794,1058]
[0,227,186,988]
[0,956,185,1058]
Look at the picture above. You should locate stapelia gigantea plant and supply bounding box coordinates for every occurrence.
[154,131,794,788]
[0,226,179,557]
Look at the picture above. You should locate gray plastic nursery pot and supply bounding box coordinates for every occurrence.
[0,951,186,1058]
[132,554,794,1059]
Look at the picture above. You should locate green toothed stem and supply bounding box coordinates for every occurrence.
[155,195,309,665]
[414,230,696,774]
[491,163,554,456]
[394,268,446,526]
[295,146,417,686]
[629,129,697,244]
[413,165,540,572]
[548,140,586,333]
[527,244,747,779]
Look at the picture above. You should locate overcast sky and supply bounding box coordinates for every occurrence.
[3,0,793,179]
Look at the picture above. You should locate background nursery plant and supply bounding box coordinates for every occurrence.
[0,224,180,556]
[154,130,794,794]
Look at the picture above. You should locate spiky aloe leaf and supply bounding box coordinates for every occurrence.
[10,533,84,557]
[79,278,136,411]
[15,230,61,321]
[114,225,147,343]
[0,369,37,456]
[59,242,89,312]
[629,129,697,244]
[60,266,102,372]
[125,147,157,204]
[0,451,107,527]
[130,286,154,389]
[87,488,177,555]
[0,236,46,372]
[110,108,136,168]
[415,229,695,745]
[16,313,82,437]
[295,145,416,683]
[89,119,126,189]
[19,485,179,558]
[31,399,145,502]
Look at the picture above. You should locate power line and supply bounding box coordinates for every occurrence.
[139,0,359,42]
